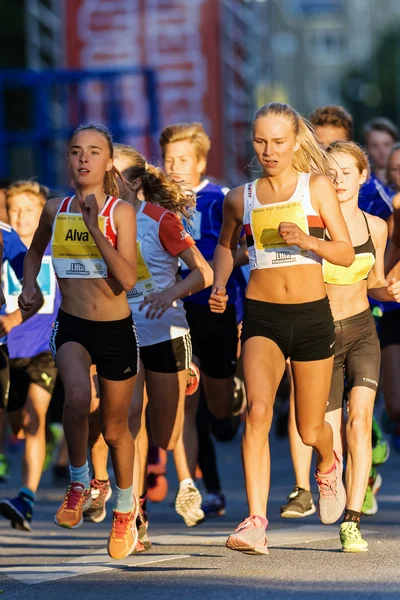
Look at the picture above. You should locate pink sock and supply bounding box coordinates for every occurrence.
[317,459,336,476]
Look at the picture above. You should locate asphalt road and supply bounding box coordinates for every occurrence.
[0,420,400,599]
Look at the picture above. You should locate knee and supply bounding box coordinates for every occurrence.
[347,414,371,441]
[298,424,324,448]
[63,384,91,419]
[23,409,42,435]
[246,399,273,430]
[102,421,129,448]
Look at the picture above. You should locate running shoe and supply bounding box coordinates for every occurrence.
[0,495,32,531]
[54,482,92,529]
[202,492,226,517]
[371,417,390,466]
[315,450,346,524]
[186,362,200,396]
[0,453,10,483]
[133,506,152,553]
[340,522,368,552]
[226,516,269,555]
[280,486,316,519]
[362,467,382,515]
[175,482,205,527]
[147,447,168,503]
[83,479,112,523]
[107,499,139,560]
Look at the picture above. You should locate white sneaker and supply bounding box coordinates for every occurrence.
[175,482,205,527]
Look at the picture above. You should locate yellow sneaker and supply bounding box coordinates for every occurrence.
[107,500,139,559]
[54,482,92,529]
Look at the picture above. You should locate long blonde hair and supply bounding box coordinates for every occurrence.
[326,140,370,178]
[114,144,195,219]
[252,102,332,176]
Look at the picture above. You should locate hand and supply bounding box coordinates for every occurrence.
[18,284,38,312]
[0,314,16,337]
[79,194,100,233]
[209,286,228,314]
[139,289,176,320]
[387,277,400,302]
[278,222,314,251]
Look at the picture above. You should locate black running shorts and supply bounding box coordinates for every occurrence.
[184,303,238,379]
[327,308,380,413]
[0,344,9,410]
[7,351,57,413]
[140,333,192,373]
[379,308,400,349]
[241,296,335,362]
[50,309,139,381]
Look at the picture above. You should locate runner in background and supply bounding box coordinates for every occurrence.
[211,102,354,555]
[0,181,60,531]
[309,105,353,148]
[160,122,247,523]
[18,123,140,560]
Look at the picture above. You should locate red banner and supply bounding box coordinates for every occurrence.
[64,0,224,178]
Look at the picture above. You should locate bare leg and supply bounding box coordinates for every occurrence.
[345,387,375,512]
[292,357,335,474]
[287,362,313,489]
[88,367,109,481]
[325,408,344,456]
[202,375,235,420]
[21,384,52,492]
[242,338,286,517]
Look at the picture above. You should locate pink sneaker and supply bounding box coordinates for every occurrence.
[226,516,269,555]
[315,450,346,524]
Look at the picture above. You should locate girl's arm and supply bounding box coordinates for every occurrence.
[82,195,137,291]
[19,200,57,311]
[210,188,244,312]
[280,175,354,267]
[140,245,213,320]
[367,216,400,302]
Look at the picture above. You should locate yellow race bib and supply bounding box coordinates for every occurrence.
[252,200,309,250]
[127,241,157,304]
[323,253,375,285]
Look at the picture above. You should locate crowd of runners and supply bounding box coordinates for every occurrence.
[0,101,399,558]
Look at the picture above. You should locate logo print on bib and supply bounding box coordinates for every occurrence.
[272,250,296,265]
[66,262,90,276]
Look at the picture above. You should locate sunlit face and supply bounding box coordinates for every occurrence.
[365,130,395,170]
[68,130,113,188]
[387,149,400,191]
[314,125,349,148]
[163,140,205,187]
[252,115,299,175]
[329,152,367,203]
[7,193,43,239]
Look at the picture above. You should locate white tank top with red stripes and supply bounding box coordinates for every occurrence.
[243,172,325,270]
[51,195,120,279]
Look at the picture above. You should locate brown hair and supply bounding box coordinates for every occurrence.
[70,123,120,197]
[159,122,211,168]
[326,140,371,178]
[363,117,399,143]
[309,105,353,141]
[113,144,195,219]
[5,180,49,209]
[386,142,400,188]
[252,102,332,175]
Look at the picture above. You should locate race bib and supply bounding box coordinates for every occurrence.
[127,241,157,304]
[251,200,308,250]
[52,214,108,278]
[323,253,374,285]
[4,256,56,314]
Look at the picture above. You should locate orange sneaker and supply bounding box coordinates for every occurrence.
[54,482,92,529]
[107,500,139,559]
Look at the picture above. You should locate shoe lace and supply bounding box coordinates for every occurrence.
[90,480,108,507]
[315,473,337,497]
[235,515,259,532]
[112,512,131,539]
[342,522,361,540]
[63,483,85,510]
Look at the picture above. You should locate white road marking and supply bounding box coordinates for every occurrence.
[0,525,377,585]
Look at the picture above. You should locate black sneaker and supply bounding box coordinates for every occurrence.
[280,486,316,519]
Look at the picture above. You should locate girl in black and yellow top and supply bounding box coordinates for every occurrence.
[210,102,354,555]
[18,123,140,561]
[282,141,400,552]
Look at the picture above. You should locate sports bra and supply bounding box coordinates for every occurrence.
[323,212,376,285]
[51,195,120,279]
[243,172,325,270]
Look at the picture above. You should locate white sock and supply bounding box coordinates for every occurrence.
[180,478,195,488]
